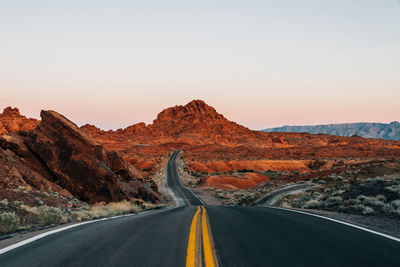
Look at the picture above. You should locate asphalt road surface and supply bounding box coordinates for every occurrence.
[1,151,400,266]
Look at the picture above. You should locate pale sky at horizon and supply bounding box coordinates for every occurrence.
[1,0,399,130]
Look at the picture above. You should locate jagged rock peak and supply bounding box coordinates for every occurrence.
[185,99,217,114]
[0,106,39,134]
[153,99,224,125]
[3,106,21,116]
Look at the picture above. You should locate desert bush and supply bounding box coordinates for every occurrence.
[382,203,393,214]
[280,202,292,208]
[361,196,385,207]
[108,201,132,214]
[89,205,116,219]
[376,194,387,202]
[38,206,64,226]
[344,199,361,206]
[0,199,9,206]
[301,200,321,209]
[71,211,92,222]
[356,195,367,202]
[381,201,400,216]
[391,200,400,209]
[324,196,343,207]
[323,188,333,194]
[34,198,44,207]
[12,201,23,206]
[352,204,374,215]
[312,192,321,198]
[362,206,374,215]
[87,200,158,219]
[331,189,345,196]
[353,204,367,213]
[0,212,20,234]
[299,194,311,202]
[385,185,400,197]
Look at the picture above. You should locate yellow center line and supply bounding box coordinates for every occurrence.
[201,206,216,267]
[186,206,200,267]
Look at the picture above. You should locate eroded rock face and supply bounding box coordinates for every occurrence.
[0,107,39,134]
[25,110,159,203]
[0,133,74,207]
[0,109,160,204]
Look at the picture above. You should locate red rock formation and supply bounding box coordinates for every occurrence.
[82,100,282,148]
[0,110,160,204]
[0,107,39,134]
[80,100,400,187]
[2,101,400,194]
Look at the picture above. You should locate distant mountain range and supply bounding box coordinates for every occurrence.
[261,122,400,140]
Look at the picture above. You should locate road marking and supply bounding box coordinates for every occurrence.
[268,207,400,243]
[201,206,217,267]
[186,206,200,267]
[0,207,177,255]
[184,185,206,206]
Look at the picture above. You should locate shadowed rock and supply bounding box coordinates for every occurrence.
[0,109,160,204]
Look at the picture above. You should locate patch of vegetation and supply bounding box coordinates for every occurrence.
[0,212,20,234]
[0,199,166,235]
[284,175,400,218]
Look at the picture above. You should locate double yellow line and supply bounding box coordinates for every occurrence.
[186,206,218,267]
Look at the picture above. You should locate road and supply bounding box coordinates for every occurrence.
[0,151,400,266]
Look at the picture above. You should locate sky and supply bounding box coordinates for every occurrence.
[1,0,399,130]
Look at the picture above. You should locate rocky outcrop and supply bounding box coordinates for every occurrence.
[0,107,39,135]
[82,100,281,147]
[147,100,277,147]
[0,110,160,204]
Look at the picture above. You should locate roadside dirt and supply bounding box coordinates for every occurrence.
[298,208,400,238]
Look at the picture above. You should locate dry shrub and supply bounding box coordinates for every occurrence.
[38,206,64,226]
[88,200,153,219]
[71,211,92,222]
[0,212,20,234]
[301,200,321,209]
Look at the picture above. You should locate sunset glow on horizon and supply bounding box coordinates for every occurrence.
[1,0,399,130]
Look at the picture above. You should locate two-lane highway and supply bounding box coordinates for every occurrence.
[1,151,400,266]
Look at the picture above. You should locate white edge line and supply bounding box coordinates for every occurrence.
[0,206,176,255]
[184,184,206,206]
[267,206,400,243]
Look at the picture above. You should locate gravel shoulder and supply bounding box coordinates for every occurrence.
[296,208,400,238]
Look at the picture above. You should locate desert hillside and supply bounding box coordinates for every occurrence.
[79,100,400,191]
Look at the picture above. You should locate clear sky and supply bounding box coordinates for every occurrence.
[1,0,399,130]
